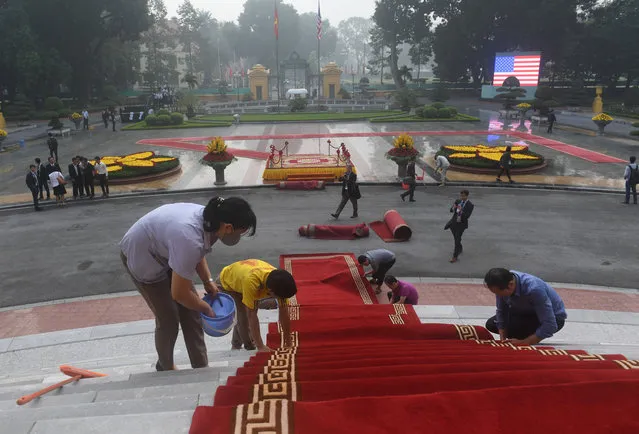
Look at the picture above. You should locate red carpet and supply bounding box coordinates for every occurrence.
[277,180,326,190]
[189,252,639,433]
[298,223,369,240]
[369,210,412,242]
[509,131,626,163]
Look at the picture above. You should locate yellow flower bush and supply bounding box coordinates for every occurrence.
[86,151,178,179]
[122,160,155,168]
[592,113,613,122]
[207,137,227,154]
[118,151,154,162]
[438,143,543,169]
[105,165,123,172]
[449,153,476,159]
[393,133,415,149]
[0,129,7,137]
[516,103,532,110]
[150,157,177,163]
[444,145,527,153]
[478,153,502,162]
[71,112,83,121]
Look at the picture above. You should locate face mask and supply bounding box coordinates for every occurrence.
[220,231,242,246]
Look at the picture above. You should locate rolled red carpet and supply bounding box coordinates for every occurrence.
[277,180,325,190]
[298,223,369,240]
[369,209,412,242]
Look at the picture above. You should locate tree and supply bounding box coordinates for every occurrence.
[141,0,176,91]
[182,72,199,89]
[398,65,413,85]
[368,26,387,84]
[177,0,200,74]
[338,17,373,74]
[408,37,431,81]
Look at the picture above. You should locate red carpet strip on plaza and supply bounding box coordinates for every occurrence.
[190,253,639,433]
[509,131,625,163]
[298,223,369,240]
[279,253,378,306]
[369,209,412,242]
[276,180,326,190]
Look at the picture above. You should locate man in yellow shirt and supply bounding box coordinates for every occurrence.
[218,259,297,352]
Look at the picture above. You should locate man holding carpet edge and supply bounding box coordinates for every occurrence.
[218,259,297,353]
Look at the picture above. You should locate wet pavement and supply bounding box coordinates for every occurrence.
[0,103,635,205]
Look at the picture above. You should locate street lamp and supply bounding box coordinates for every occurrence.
[235,73,241,102]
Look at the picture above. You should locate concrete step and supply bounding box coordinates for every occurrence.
[28,410,194,434]
[1,396,202,433]
[94,381,219,403]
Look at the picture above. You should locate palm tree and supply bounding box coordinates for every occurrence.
[182,73,199,90]
[399,66,413,86]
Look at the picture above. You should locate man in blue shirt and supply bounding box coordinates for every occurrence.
[484,268,567,346]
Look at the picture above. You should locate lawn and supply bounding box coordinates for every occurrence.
[198,111,403,122]
[122,120,231,130]
[370,113,481,123]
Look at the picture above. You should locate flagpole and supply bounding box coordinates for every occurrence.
[317,0,321,107]
[275,0,280,111]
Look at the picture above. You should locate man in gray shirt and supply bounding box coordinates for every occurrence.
[358,249,396,294]
[120,197,256,371]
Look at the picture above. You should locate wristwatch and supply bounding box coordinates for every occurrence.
[205,278,215,284]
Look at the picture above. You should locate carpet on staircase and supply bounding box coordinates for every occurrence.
[190,252,639,433]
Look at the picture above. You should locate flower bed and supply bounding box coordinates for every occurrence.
[437,144,545,170]
[89,152,180,180]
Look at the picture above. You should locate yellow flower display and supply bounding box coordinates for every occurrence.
[444,145,527,153]
[0,129,7,137]
[122,160,155,168]
[592,113,613,122]
[439,143,543,167]
[207,137,228,154]
[150,157,177,163]
[516,103,532,110]
[71,112,83,120]
[105,165,123,172]
[118,151,155,162]
[449,153,476,159]
[393,133,415,149]
[478,152,502,162]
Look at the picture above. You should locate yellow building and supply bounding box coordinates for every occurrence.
[322,62,342,99]
[248,64,270,101]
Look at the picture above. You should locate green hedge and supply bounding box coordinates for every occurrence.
[436,146,544,169]
[370,113,480,123]
[123,120,231,130]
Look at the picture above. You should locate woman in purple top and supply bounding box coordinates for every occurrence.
[384,275,419,305]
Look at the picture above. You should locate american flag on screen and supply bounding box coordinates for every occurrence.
[316,1,322,40]
[493,54,541,87]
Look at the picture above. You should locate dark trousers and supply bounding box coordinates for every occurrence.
[497,166,511,180]
[39,180,50,199]
[49,148,58,162]
[625,181,637,204]
[30,188,39,210]
[103,118,108,128]
[401,182,416,201]
[486,314,565,340]
[84,177,95,197]
[335,194,358,217]
[71,179,84,197]
[98,174,109,195]
[450,226,465,258]
[83,118,89,130]
[372,259,396,284]
[547,121,555,133]
[120,252,208,369]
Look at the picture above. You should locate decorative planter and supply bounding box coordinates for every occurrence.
[388,156,416,179]
[201,157,235,186]
[72,119,82,130]
[214,166,227,185]
[593,120,611,136]
[0,136,6,144]
[517,110,528,131]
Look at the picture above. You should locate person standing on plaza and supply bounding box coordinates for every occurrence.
[48,166,67,206]
[496,146,514,183]
[82,108,89,130]
[435,154,450,186]
[623,155,638,205]
[45,156,61,175]
[331,163,360,219]
[34,158,50,200]
[445,189,474,263]
[81,157,95,199]
[547,109,557,134]
[94,156,110,197]
[218,259,297,352]
[400,159,417,202]
[102,109,109,129]
[484,268,567,345]
[384,275,419,305]
[68,157,84,199]
[119,196,257,371]
[110,110,117,132]
[47,133,59,162]
[25,165,43,212]
[358,249,396,294]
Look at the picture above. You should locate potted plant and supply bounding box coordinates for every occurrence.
[0,129,6,145]
[592,113,613,135]
[70,112,83,130]
[200,136,236,185]
[516,103,531,131]
[385,133,420,178]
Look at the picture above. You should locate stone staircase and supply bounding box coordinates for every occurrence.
[0,349,253,434]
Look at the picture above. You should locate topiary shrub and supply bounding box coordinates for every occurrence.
[157,109,170,117]
[157,114,171,126]
[289,98,308,112]
[145,114,158,126]
[338,88,351,100]
[58,108,72,118]
[48,116,63,130]
[44,97,64,112]
[170,113,184,125]
[431,102,445,109]
[423,106,438,118]
[437,108,452,118]
[415,107,425,118]
[394,88,417,111]
[447,106,458,116]
[43,111,59,120]
[186,105,196,119]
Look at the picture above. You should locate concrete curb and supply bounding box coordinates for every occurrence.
[0,182,624,212]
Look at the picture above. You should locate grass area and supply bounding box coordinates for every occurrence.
[198,111,403,122]
[370,113,481,123]
[122,120,231,130]
[109,157,180,180]
[436,146,544,169]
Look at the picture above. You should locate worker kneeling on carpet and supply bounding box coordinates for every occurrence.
[484,268,567,346]
[358,249,396,294]
[384,275,419,305]
[218,259,297,352]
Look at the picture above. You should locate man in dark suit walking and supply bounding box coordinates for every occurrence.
[446,190,474,263]
[331,163,359,219]
[34,158,50,200]
[68,157,84,199]
[26,165,43,211]
[47,133,59,161]
[400,159,417,202]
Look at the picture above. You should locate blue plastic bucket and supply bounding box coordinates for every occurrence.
[200,293,237,337]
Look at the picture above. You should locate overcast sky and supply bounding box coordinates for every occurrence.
[163,0,376,25]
